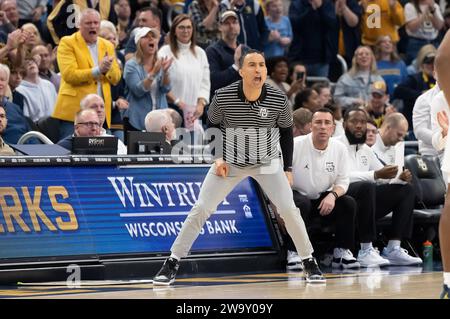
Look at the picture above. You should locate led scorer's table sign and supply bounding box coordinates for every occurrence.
[0,164,275,259]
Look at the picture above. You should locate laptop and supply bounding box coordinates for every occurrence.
[9,144,72,156]
[72,136,118,155]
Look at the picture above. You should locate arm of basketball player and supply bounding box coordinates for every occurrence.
[438,110,449,138]
[436,31,450,111]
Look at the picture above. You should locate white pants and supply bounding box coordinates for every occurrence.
[171,161,314,259]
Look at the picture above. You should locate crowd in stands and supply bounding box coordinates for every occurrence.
[0,0,449,270]
[0,0,447,147]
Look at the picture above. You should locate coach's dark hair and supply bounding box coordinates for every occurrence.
[343,106,369,122]
[238,49,264,68]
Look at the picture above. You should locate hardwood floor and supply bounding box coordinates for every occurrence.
[1,266,444,299]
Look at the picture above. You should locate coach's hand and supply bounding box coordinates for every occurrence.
[285,171,293,187]
[215,159,229,178]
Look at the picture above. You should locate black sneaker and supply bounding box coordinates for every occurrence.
[302,257,326,283]
[153,257,180,286]
[441,284,449,299]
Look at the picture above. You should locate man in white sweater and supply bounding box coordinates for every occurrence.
[292,108,359,269]
[337,108,422,266]
[15,57,57,122]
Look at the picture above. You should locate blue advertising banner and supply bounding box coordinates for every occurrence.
[0,165,275,260]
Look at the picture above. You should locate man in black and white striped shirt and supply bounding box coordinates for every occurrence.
[153,50,324,285]
[208,71,290,169]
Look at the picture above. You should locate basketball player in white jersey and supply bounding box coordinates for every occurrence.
[435,30,450,299]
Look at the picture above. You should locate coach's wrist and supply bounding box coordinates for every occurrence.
[284,170,293,187]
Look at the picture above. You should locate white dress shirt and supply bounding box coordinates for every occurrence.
[371,134,406,184]
[334,135,383,183]
[372,134,396,165]
[413,85,440,157]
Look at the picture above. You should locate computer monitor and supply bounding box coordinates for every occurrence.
[72,136,118,155]
[127,131,171,155]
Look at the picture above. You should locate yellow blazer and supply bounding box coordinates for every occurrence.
[52,31,121,127]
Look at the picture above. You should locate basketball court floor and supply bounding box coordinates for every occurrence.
[0,263,444,299]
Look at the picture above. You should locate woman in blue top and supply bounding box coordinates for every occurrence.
[374,35,408,96]
[263,0,292,58]
[123,27,172,139]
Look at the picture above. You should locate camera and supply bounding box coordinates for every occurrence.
[296,71,305,81]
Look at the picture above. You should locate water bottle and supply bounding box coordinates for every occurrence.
[423,240,433,267]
